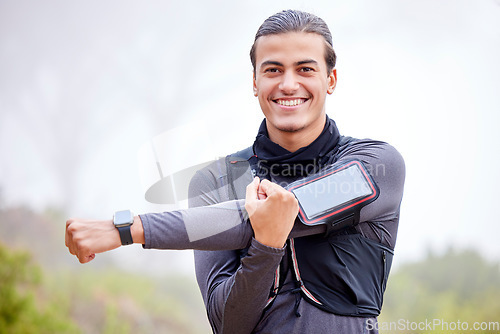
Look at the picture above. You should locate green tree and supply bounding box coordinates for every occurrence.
[0,243,79,334]
[380,248,500,333]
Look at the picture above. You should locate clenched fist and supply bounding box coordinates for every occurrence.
[245,177,299,248]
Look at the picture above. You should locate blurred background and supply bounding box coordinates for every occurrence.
[1,0,499,333]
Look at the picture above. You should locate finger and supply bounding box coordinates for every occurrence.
[78,254,87,264]
[65,219,72,248]
[258,179,279,197]
[79,253,95,264]
[67,240,75,255]
[65,220,78,255]
[257,184,267,200]
[75,242,93,264]
[245,177,260,201]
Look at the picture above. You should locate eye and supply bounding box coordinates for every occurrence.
[264,68,280,73]
[299,67,314,72]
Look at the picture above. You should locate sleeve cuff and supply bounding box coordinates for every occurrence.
[139,214,152,249]
[249,237,286,255]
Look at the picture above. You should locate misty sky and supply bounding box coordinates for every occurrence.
[1,0,499,272]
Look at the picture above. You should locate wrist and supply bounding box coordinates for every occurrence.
[131,215,145,244]
[254,232,286,249]
[113,210,134,245]
[251,237,287,252]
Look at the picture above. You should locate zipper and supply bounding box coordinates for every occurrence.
[381,250,387,290]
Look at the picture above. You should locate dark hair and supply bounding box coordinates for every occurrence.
[250,10,337,75]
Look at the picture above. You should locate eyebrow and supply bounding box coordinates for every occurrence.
[296,59,319,66]
[260,59,319,68]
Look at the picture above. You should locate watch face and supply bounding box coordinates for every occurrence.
[114,210,133,227]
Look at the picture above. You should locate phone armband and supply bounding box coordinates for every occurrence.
[286,160,379,232]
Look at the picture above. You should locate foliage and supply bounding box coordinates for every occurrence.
[0,205,211,333]
[0,243,79,334]
[47,268,208,334]
[380,247,500,333]
[0,241,209,334]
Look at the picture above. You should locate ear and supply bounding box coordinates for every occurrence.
[327,69,337,95]
[253,72,258,97]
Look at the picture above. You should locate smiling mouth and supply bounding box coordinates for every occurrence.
[273,98,308,107]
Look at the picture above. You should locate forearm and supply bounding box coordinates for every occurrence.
[196,239,284,334]
[140,199,325,251]
[141,200,254,250]
[66,200,322,264]
[131,215,145,244]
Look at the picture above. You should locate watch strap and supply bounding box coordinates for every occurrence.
[117,225,133,245]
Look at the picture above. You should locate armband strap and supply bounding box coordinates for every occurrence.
[286,159,379,234]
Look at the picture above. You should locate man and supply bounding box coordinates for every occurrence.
[66,9,405,334]
[186,10,404,333]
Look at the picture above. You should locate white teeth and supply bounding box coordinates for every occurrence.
[276,99,305,106]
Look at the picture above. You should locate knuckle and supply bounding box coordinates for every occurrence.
[67,224,75,233]
[67,221,79,232]
[66,218,74,227]
[281,191,294,202]
[261,179,272,187]
[273,190,284,199]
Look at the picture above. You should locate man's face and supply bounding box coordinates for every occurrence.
[253,32,337,142]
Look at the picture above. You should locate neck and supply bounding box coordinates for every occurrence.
[267,115,327,152]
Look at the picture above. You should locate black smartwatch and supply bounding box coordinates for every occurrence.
[113,210,134,245]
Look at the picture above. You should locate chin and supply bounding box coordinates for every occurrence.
[274,121,307,133]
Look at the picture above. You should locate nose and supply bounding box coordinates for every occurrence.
[279,71,299,94]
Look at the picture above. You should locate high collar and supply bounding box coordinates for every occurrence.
[252,116,340,177]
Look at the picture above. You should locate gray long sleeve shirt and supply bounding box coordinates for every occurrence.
[140,137,405,334]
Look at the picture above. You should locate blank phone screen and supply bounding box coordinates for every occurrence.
[291,164,373,220]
